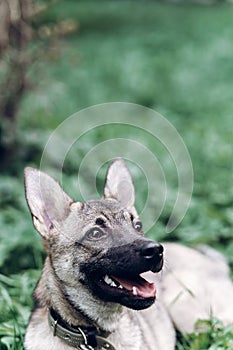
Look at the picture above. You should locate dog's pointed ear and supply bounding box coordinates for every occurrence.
[24,167,73,239]
[104,158,137,214]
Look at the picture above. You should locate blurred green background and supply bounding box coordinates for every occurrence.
[0,0,233,349]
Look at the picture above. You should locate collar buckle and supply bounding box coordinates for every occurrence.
[77,328,95,350]
[78,344,95,350]
[53,319,58,336]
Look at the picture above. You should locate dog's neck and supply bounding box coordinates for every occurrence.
[34,257,123,333]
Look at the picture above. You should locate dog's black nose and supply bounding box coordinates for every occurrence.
[140,241,163,260]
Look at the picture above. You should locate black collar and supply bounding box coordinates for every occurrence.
[48,308,115,350]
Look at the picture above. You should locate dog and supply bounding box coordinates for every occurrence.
[24,159,233,350]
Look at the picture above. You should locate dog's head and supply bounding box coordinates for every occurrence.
[24,159,163,311]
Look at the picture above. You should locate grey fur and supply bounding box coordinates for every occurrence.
[24,159,233,350]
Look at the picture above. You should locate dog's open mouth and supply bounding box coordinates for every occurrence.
[82,241,162,310]
[100,273,156,299]
[83,267,158,310]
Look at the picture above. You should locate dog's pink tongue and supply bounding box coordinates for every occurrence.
[113,276,156,298]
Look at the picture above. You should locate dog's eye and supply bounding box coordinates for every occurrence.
[86,228,106,240]
[133,220,142,232]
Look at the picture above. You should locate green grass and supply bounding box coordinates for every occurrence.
[0,272,40,350]
[177,319,233,350]
[1,1,233,348]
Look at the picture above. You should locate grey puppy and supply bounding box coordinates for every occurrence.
[24,159,233,350]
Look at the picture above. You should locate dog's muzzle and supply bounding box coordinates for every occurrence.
[80,239,163,310]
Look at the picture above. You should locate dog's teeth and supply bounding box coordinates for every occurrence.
[104,275,113,285]
[110,281,117,287]
[104,275,117,287]
[132,286,138,296]
[104,275,123,289]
